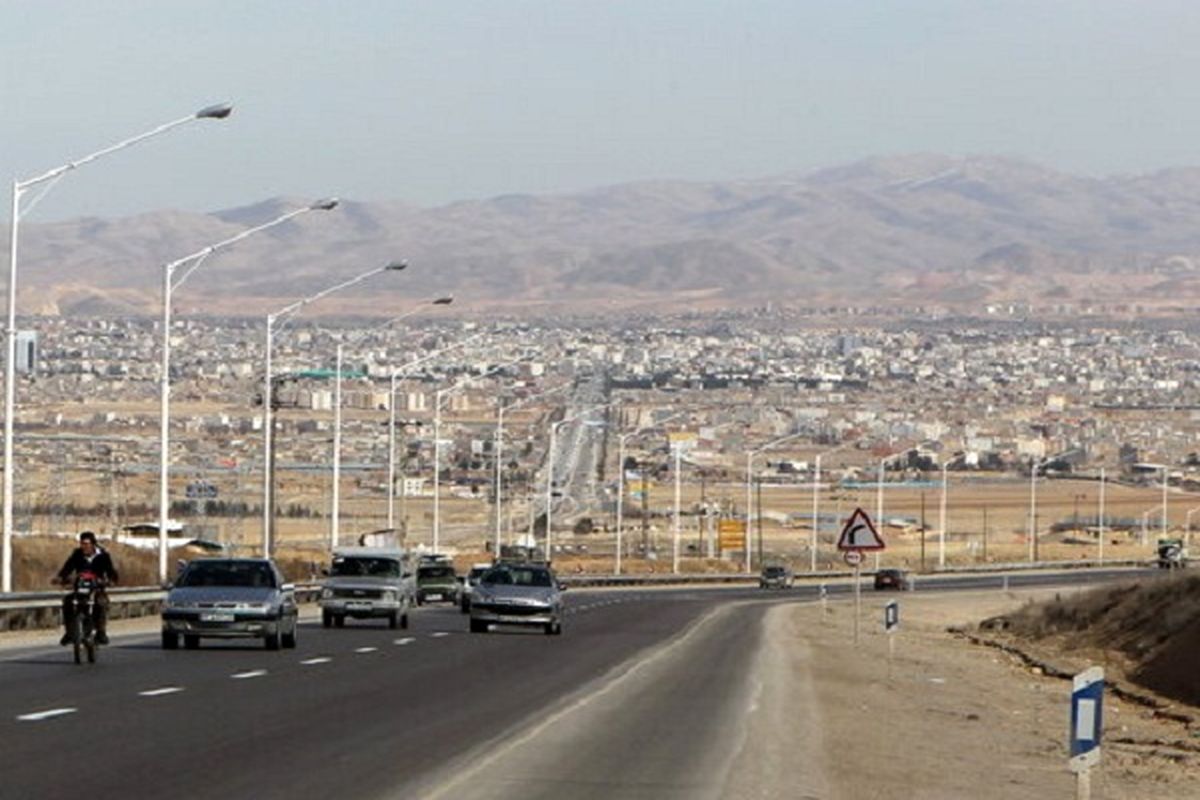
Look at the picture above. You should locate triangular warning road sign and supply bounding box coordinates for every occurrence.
[837,507,886,551]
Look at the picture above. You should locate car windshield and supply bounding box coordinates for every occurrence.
[764,567,786,577]
[418,566,455,580]
[483,567,553,587]
[331,557,401,578]
[179,561,276,589]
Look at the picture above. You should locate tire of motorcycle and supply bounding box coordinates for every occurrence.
[72,616,83,665]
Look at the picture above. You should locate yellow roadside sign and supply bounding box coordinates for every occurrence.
[718,519,745,550]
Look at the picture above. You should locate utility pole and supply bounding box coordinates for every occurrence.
[756,476,764,570]
[920,491,927,572]
[982,506,989,562]
[640,462,649,558]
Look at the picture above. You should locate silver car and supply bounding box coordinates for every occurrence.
[319,548,413,629]
[161,558,299,651]
[468,563,564,635]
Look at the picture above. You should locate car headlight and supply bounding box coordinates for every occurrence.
[321,588,333,599]
[237,601,272,611]
[473,590,493,604]
[383,590,397,602]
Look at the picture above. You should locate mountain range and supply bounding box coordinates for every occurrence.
[11,153,1200,317]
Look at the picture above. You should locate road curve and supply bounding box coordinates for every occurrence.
[0,568,1155,799]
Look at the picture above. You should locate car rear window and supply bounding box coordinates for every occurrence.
[418,566,455,579]
[179,562,276,588]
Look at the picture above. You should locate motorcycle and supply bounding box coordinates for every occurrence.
[66,571,103,664]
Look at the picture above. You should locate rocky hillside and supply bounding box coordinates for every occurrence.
[11,154,1200,315]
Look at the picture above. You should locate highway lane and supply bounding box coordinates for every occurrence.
[0,589,726,800]
[0,568,1158,800]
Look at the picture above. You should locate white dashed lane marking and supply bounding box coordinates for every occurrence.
[300,657,332,665]
[394,637,415,645]
[231,669,268,680]
[429,632,450,638]
[17,708,77,722]
[138,687,184,697]
[354,647,377,654]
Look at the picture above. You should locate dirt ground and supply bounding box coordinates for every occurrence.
[780,587,1200,799]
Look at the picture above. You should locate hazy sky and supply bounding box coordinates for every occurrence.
[4,1,1200,220]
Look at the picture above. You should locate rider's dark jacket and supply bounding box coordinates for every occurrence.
[56,547,119,585]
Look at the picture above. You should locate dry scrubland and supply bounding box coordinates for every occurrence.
[787,586,1200,798]
[995,572,1200,709]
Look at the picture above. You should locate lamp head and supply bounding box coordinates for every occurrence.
[432,295,454,305]
[196,103,234,120]
[384,260,409,271]
[311,197,339,211]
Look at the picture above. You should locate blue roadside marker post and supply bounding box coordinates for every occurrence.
[1069,666,1104,800]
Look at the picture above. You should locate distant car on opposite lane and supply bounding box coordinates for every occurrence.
[873,568,909,591]
[759,565,794,589]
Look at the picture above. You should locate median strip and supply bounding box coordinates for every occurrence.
[17,708,77,722]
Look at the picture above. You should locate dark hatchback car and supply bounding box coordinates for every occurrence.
[873,568,909,591]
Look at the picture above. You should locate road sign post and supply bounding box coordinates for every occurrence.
[1070,666,1104,800]
[837,508,885,645]
[884,600,899,680]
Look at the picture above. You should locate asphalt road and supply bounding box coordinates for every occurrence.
[0,568,1154,800]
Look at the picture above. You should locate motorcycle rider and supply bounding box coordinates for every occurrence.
[57,531,118,645]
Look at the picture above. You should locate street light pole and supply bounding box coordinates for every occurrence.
[1098,468,1107,564]
[158,199,336,582]
[261,260,408,558]
[4,102,233,593]
[672,441,682,574]
[433,356,529,553]
[745,430,810,574]
[494,383,570,558]
[543,403,608,560]
[386,331,479,532]
[331,343,343,549]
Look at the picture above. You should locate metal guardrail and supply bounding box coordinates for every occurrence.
[560,558,1149,588]
[0,561,1154,631]
[0,583,324,632]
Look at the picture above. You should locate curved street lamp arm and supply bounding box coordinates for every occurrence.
[271,260,406,330]
[18,104,232,191]
[169,201,336,292]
